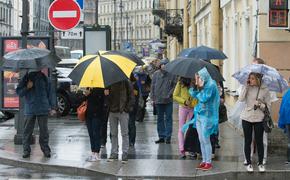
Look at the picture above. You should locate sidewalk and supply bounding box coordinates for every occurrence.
[0,104,289,179]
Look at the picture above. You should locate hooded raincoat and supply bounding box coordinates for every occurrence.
[278,89,290,130]
[182,68,220,138]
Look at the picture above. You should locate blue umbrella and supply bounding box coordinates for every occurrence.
[178,45,227,60]
[232,64,288,93]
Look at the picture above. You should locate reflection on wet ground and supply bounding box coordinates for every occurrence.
[0,164,94,179]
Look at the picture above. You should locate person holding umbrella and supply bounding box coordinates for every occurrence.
[105,80,134,163]
[82,88,105,161]
[173,77,197,158]
[239,72,271,172]
[151,58,177,144]
[16,70,56,158]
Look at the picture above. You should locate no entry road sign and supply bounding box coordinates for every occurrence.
[48,0,81,31]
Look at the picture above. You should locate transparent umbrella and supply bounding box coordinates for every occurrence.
[232,64,288,93]
[1,48,60,71]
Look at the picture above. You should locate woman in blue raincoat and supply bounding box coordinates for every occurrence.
[278,88,290,164]
[183,67,220,171]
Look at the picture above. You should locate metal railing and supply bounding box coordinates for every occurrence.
[165,9,183,27]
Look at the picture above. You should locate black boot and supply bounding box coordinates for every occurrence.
[155,138,165,144]
[22,151,30,158]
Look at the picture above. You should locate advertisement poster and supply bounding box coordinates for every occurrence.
[1,38,49,109]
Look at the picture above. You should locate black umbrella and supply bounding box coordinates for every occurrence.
[100,50,144,65]
[164,57,224,82]
[1,48,61,71]
[178,45,227,60]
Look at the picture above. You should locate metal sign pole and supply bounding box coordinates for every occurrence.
[14,0,30,144]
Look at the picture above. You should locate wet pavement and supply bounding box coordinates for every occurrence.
[0,164,93,179]
[0,103,290,179]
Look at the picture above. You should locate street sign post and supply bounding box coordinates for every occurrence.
[48,0,81,31]
[61,28,84,39]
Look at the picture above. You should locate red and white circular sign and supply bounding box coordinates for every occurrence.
[48,0,81,31]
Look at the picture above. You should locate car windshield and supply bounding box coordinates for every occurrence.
[55,46,71,59]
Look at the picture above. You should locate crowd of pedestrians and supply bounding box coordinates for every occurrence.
[16,56,290,173]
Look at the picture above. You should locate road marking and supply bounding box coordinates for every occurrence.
[53,11,77,18]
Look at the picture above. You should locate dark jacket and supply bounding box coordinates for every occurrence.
[16,71,56,116]
[150,70,176,104]
[107,80,134,113]
[83,88,105,119]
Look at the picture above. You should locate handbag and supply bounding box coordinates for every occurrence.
[219,103,228,124]
[184,125,201,153]
[263,105,274,133]
[77,101,87,122]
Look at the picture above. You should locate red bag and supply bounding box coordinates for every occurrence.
[77,101,87,122]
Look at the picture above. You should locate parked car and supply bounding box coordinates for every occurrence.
[70,50,83,59]
[57,58,79,68]
[56,67,84,116]
[0,111,14,121]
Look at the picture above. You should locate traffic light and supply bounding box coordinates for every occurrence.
[269,0,289,28]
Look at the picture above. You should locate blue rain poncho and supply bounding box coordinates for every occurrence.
[278,88,290,131]
[182,67,220,138]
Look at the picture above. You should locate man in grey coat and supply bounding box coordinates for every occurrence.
[150,59,176,144]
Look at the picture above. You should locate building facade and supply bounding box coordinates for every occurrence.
[152,0,184,59]
[10,0,35,36]
[32,0,50,36]
[83,0,160,55]
[0,0,13,36]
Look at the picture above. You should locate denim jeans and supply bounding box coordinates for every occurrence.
[156,102,173,140]
[129,110,136,145]
[86,116,102,153]
[196,118,212,163]
[23,115,50,154]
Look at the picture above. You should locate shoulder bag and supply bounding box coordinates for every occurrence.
[77,101,87,122]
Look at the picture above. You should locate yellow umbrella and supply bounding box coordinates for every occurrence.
[68,54,137,88]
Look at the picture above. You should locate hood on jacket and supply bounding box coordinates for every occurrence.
[197,67,211,82]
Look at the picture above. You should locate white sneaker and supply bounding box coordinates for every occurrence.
[95,153,101,160]
[243,159,247,165]
[86,155,97,162]
[263,158,267,165]
[246,164,253,172]
[258,164,265,172]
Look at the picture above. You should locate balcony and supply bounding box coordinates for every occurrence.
[164,9,183,42]
[152,0,166,19]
